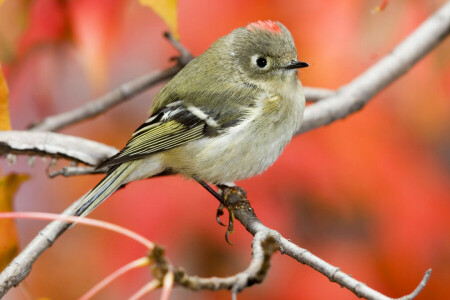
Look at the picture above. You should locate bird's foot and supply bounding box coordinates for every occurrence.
[217,185,249,245]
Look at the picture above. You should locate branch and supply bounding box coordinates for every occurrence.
[303,87,334,102]
[218,186,431,300]
[27,36,331,133]
[0,200,79,297]
[297,1,450,134]
[48,166,104,178]
[28,65,183,132]
[0,131,118,166]
[1,2,449,298]
[29,33,193,132]
[174,231,277,295]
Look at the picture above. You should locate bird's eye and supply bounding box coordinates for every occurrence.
[256,57,267,68]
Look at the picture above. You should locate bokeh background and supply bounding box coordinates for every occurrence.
[1,0,450,299]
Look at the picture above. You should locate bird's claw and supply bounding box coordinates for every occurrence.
[217,185,249,245]
[216,204,226,226]
[224,208,235,245]
[216,202,235,244]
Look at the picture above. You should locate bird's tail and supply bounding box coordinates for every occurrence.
[75,162,137,217]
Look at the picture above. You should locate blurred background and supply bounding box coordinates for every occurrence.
[1,0,449,299]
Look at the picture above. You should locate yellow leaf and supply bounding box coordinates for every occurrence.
[0,172,29,271]
[0,66,11,130]
[139,0,179,39]
[372,0,390,14]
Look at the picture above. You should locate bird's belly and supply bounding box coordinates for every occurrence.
[205,129,290,182]
[165,130,289,183]
[165,102,303,183]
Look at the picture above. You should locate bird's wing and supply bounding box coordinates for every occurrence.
[96,99,246,169]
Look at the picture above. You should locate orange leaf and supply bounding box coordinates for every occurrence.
[139,0,179,39]
[0,172,29,271]
[0,66,11,130]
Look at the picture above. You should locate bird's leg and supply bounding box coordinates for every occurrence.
[217,184,249,245]
[195,180,227,226]
[224,204,235,245]
[196,180,239,244]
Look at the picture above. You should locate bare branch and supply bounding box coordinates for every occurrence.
[0,200,79,297]
[218,186,432,300]
[174,231,277,292]
[29,65,182,132]
[29,32,194,132]
[48,166,105,178]
[303,87,334,102]
[163,32,194,66]
[297,1,450,134]
[0,131,118,166]
[27,34,331,133]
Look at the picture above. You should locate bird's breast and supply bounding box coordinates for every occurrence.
[164,81,305,184]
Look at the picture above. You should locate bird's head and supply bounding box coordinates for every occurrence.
[224,21,308,83]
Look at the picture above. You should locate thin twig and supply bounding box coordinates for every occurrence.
[0,207,154,297]
[174,231,278,292]
[48,166,105,178]
[0,201,78,296]
[163,32,194,66]
[79,257,150,300]
[128,279,160,300]
[0,212,154,250]
[160,271,174,300]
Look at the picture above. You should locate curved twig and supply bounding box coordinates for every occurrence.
[174,231,277,292]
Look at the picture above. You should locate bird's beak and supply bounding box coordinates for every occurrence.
[284,61,309,70]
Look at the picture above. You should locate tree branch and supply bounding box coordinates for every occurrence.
[0,200,79,297]
[217,186,432,300]
[1,2,449,299]
[48,166,104,178]
[0,131,118,166]
[29,65,183,132]
[174,231,277,294]
[28,32,193,132]
[27,36,331,133]
[297,1,450,134]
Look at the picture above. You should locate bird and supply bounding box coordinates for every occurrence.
[74,20,309,224]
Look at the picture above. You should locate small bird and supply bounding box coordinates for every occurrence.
[75,20,308,221]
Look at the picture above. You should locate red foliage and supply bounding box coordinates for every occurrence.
[17,0,69,56]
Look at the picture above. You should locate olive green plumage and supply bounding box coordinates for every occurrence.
[75,21,307,217]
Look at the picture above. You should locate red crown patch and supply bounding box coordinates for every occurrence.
[246,20,281,33]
